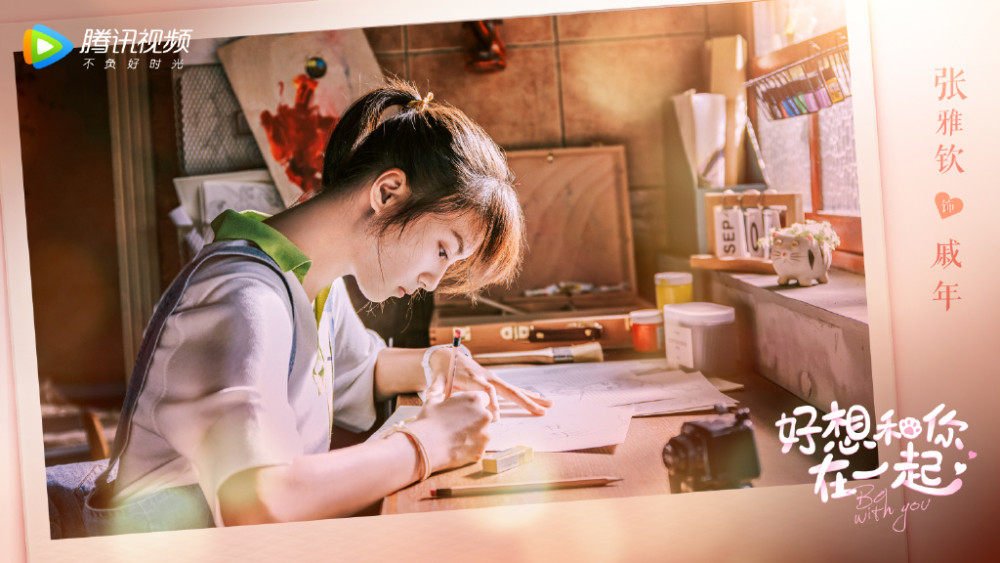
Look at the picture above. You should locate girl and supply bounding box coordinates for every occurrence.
[88,81,552,533]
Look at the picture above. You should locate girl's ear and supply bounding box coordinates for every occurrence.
[369,168,411,214]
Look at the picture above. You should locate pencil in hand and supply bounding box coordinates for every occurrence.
[445,328,462,398]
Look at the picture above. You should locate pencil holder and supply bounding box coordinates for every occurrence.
[745,33,851,122]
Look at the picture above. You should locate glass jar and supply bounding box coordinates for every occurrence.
[654,272,693,312]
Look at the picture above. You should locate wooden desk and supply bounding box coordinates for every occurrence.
[380,361,845,515]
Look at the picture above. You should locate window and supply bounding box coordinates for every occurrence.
[748,24,864,273]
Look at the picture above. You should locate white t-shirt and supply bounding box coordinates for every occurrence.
[112,253,384,525]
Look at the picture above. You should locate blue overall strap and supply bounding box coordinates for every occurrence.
[99,239,298,491]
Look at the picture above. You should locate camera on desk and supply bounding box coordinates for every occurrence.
[661,406,761,493]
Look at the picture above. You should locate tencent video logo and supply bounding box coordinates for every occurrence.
[23,25,73,69]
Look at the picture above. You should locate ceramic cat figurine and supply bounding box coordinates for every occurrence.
[766,221,839,286]
[770,232,831,285]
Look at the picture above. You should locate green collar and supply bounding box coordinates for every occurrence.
[211,209,312,284]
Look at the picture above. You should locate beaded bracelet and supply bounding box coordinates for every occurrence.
[384,423,432,481]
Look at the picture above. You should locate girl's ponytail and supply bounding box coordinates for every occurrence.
[321,82,419,191]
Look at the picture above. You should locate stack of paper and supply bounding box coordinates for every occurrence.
[491,359,738,415]
[369,360,740,454]
[486,359,738,451]
[170,170,284,256]
[201,180,284,225]
[369,403,634,454]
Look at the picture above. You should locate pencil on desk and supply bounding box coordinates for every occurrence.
[430,476,622,497]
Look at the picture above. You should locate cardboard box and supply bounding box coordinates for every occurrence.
[705,34,749,186]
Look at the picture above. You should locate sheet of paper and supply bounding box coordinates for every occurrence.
[486,401,632,452]
[708,377,744,392]
[491,359,737,413]
[173,169,272,227]
[200,180,284,224]
[630,393,738,417]
[366,403,631,453]
[673,89,727,188]
[631,404,716,417]
[367,360,737,453]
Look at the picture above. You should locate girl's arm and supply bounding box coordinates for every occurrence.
[373,347,553,419]
[371,347,428,399]
[218,391,491,525]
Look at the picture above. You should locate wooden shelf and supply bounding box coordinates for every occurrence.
[690,254,776,274]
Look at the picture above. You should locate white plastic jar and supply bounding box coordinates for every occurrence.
[661,302,737,376]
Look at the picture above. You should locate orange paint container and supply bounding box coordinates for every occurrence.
[629,309,664,352]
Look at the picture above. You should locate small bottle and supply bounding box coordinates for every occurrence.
[809,70,831,108]
[655,272,693,312]
[822,66,844,103]
[629,309,664,352]
[791,78,810,114]
[801,77,819,112]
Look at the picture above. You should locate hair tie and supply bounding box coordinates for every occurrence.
[406,92,434,112]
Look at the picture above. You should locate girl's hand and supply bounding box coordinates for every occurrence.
[424,348,554,421]
[410,391,492,471]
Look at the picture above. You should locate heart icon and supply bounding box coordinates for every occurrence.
[935,192,964,218]
[969,451,978,460]
[955,462,967,476]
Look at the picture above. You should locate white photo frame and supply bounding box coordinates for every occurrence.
[0,1,904,560]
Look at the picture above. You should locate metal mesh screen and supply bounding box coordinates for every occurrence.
[756,105,813,212]
[818,97,861,215]
[175,64,266,176]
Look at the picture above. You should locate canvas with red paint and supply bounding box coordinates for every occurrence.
[218,29,384,207]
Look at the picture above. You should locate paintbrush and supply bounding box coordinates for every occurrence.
[473,341,604,366]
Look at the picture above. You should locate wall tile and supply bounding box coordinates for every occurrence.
[557,5,705,41]
[503,16,555,45]
[630,187,670,250]
[407,47,562,148]
[408,17,555,52]
[630,186,671,298]
[407,21,464,51]
[707,2,750,38]
[376,54,407,80]
[364,26,404,54]
[560,36,704,186]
